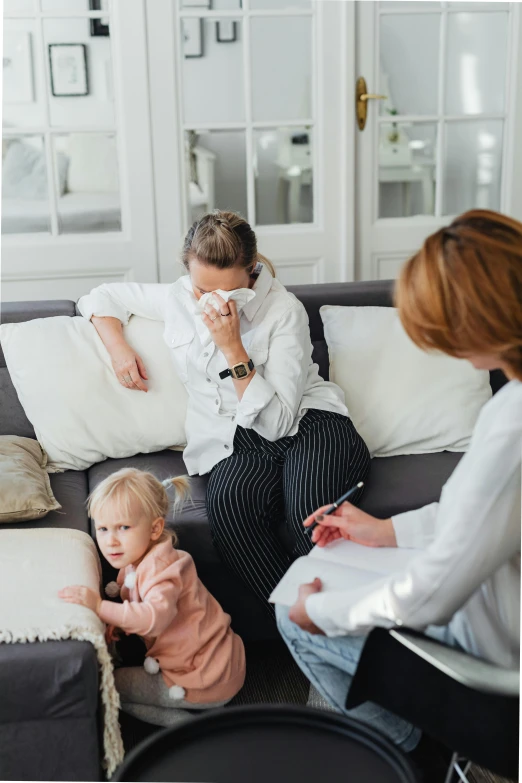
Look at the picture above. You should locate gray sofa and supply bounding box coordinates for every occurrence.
[0,279,507,781]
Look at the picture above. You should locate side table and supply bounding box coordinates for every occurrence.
[113,704,419,782]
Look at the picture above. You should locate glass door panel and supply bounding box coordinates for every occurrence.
[177,1,316,227]
[250,16,312,122]
[254,126,313,225]
[185,129,247,222]
[379,122,437,218]
[445,12,509,115]
[442,120,503,214]
[181,17,245,126]
[379,13,440,116]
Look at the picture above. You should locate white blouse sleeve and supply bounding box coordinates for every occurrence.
[235,302,312,441]
[391,502,439,549]
[306,430,521,637]
[77,282,171,325]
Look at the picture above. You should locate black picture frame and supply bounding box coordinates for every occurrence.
[183,18,204,59]
[216,20,237,43]
[48,43,89,97]
[89,0,110,37]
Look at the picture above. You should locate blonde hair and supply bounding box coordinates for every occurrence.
[87,468,190,547]
[395,209,522,381]
[182,210,276,278]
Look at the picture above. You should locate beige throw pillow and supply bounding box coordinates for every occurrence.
[0,436,62,522]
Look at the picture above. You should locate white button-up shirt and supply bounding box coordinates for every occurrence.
[306,379,522,669]
[77,265,348,476]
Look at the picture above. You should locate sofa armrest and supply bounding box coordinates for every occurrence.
[0,639,102,781]
[390,629,519,697]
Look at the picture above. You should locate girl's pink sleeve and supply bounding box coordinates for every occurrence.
[99,580,180,636]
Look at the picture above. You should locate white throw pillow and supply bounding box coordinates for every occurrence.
[0,316,188,471]
[320,305,491,457]
[66,134,119,193]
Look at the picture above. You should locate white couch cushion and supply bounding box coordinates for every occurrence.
[0,316,187,471]
[320,305,491,457]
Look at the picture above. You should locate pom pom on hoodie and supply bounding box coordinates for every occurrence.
[104,581,121,598]
[169,685,186,700]
[124,570,137,590]
[144,656,160,674]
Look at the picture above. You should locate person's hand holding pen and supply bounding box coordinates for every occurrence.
[288,486,399,633]
[303,503,398,549]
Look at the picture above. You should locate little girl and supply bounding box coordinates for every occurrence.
[59,467,246,727]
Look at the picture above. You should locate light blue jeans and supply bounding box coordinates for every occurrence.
[276,604,460,752]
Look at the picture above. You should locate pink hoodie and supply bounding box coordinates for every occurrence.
[99,538,246,704]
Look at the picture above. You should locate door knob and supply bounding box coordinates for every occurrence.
[356,76,387,131]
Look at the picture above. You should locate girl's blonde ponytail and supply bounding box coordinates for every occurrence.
[162,476,191,514]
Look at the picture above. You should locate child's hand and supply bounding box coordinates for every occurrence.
[59,585,102,615]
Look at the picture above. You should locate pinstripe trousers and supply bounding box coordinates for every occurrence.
[206,409,371,611]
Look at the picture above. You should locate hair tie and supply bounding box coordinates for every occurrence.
[162,478,172,488]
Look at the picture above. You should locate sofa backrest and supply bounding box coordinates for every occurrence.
[288,280,395,382]
[0,282,507,439]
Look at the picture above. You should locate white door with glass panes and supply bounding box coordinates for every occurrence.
[2,0,157,302]
[147,0,352,286]
[355,1,522,281]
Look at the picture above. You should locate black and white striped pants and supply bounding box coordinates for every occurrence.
[206,409,371,611]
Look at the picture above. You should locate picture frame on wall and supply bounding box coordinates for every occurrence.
[216,20,237,43]
[49,44,89,97]
[89,0,110,37]
[183,18,204,58]
[3,31,34,104]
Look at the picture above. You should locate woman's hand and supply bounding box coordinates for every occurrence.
[91,315,149,392]
[109,342,149,392]
[201,294,243,361]
[288,578,325,634]
[58,585,102,615]
[303,502,397,548]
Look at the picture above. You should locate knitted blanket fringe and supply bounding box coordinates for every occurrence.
[0,624,124,778]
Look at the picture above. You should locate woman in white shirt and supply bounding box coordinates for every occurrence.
[277,209,521,752]
[78,210,370,613]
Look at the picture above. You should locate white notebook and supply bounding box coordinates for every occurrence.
[269,538,419,606]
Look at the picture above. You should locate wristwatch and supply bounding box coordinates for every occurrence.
[219,359,255,380]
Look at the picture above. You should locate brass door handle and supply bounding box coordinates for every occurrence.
[356,77,387,131]
[360,93,388,102]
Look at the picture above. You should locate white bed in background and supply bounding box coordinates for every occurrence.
[2,135,215,236]
[2,192,121,234]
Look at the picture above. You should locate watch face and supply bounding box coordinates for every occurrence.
[235,364,248,379]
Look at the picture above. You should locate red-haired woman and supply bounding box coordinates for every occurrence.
[277,210,521,755]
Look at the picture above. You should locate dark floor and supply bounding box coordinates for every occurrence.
[116,638,515,783]
[118,638,309,753]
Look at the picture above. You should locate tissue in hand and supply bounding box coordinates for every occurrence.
[198,288,256,316]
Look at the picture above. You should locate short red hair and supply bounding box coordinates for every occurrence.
[395,209,522,380]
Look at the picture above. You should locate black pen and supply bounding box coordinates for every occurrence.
[306,481,365,536]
